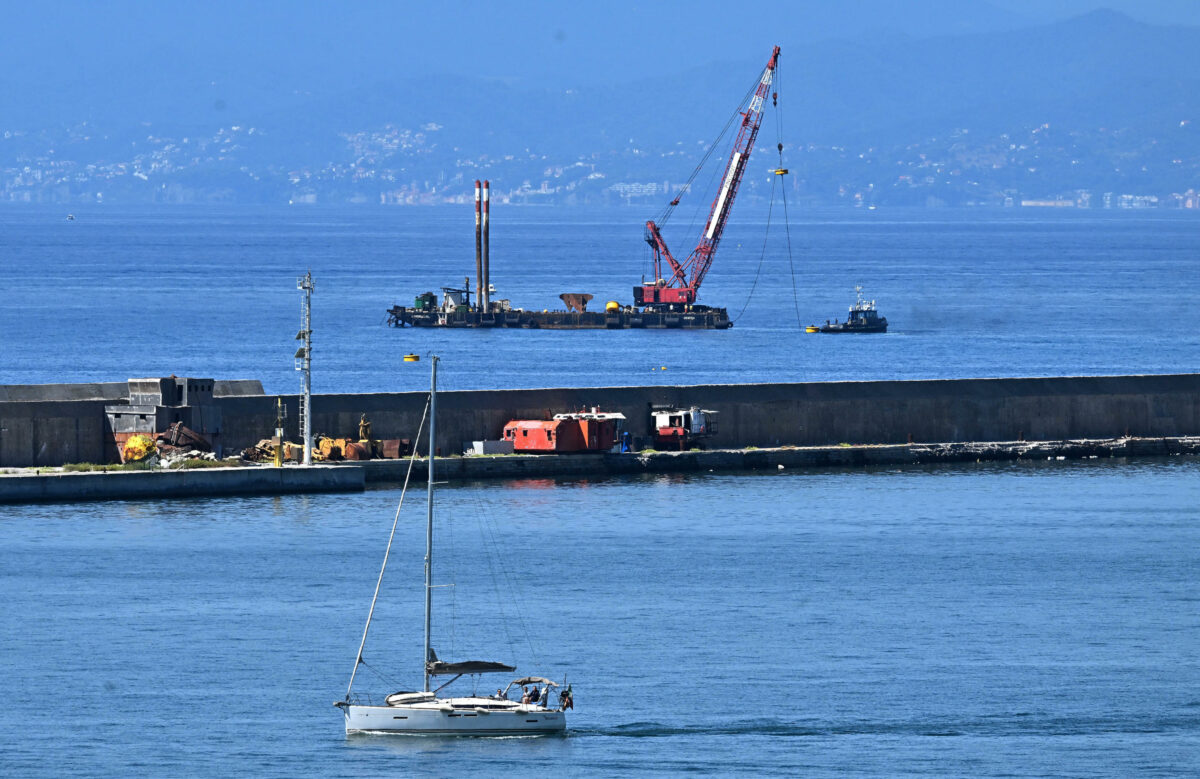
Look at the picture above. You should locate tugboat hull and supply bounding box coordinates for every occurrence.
[818,320,887,333]
[812,286,888,333]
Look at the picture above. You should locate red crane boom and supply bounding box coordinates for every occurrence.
[635,45,780,308]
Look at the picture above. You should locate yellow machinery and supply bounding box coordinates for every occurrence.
[122,434,157,463]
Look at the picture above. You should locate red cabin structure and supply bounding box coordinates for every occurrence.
[503,410,625,453]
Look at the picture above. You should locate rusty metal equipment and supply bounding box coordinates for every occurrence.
[380,439,411,459]
[156,422,212,457]
[503,409,625,453]
[559,293,594,313]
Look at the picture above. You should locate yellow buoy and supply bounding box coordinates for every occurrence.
[805,325,819,333]
[403,354,420,362]
[605,300,620,312]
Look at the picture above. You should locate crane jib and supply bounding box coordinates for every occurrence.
[637,45,781,308]
[706,152,742,241]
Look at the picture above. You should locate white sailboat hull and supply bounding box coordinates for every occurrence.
[343,701,566,735]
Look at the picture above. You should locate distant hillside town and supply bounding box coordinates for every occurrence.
[4,10,1200,210]
[3,118,1197,209]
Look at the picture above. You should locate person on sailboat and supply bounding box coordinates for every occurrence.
[560,684,573,711]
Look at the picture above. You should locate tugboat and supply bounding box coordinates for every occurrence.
[814,286,888,333]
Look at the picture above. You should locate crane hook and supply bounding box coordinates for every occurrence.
[772,91,777,107]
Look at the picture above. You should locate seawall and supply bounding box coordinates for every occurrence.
[2,374,1198,468]
[2,437,1195,504]
[0,465,361,503]
[218,374,1200,457]
[353,435,1200,483]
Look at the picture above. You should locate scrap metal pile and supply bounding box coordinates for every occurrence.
[241,414,411,463]
[119,422,219,467]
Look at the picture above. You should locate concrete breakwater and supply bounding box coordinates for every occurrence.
[2,374,1198,469]
[0,464,361,504]
[354,435,1200,483]
[2,436,1195,503]
[221,373,1200,459]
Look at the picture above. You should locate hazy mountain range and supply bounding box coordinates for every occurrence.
[3,8,1198,207]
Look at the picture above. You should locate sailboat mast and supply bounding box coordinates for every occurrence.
[423,355,438,692]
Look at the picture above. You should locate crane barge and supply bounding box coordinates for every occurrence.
[387,46,781,331]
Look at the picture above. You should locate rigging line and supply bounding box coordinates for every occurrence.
[454,458,520,659]
[345,398,430,701]
[469,489,521,658]
[479,501,540,665]
[677,62,774,248]
[471,494,539,665]
[731,173,777,323]
[657,89,744,226]
[359,659,405,691]
[657,70,764,228]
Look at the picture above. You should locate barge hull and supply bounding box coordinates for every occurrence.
[386,307,732,330]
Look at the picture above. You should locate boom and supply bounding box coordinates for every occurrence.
[636,45,780,308]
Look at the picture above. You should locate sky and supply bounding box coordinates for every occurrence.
[3,0,1199,96]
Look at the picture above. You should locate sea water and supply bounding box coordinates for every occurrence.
[1,462,1198,776]
[1,206,1199,776]
[1,206,1197,391]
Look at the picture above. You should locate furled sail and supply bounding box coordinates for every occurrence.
[426,659,517,676]
[426,648,515,676]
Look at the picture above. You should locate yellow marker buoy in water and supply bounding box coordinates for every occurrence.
[661,366,667,371]
[403,354,420,362]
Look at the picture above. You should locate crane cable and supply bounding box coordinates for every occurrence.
[656,70,767,229]
[645,70,765,282]
[731,173,777,323]
[731,58,802,327]
[774,61,803,328]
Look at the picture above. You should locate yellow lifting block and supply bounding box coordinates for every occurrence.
[774,168,789,175]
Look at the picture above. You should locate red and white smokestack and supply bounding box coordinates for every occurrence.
[482,180,491,314]
[474,179,482,312]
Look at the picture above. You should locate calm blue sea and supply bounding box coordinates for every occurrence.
[1,462,1199,776]
[0,205,1197,392]
[1,206,1199,776]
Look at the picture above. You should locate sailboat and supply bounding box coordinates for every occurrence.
[334,355,569,735]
